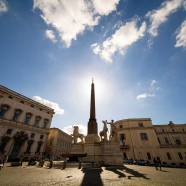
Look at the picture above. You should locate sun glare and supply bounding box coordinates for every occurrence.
[80,76,106,101]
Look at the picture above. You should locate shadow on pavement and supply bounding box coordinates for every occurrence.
[105,165,150,180]
[81,167,103,186]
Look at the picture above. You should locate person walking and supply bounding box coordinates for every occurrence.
[153,157,158,170]
[157,157,162,170]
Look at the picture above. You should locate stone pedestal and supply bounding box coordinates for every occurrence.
[101,141,123,166]
[85,134,100,143]
[83,142,101,163]
[71,144,84,153]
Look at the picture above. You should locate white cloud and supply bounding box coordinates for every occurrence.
[175,19,186,48]
[92,0,119,15]
[32,96,64,115]
[91,20,146,62]
[45,29,57,43]
[33,0,119,47]
[146,0,184,37]
[151,80,157,87]
[137,80,159,100]
[0,0,8,14]
[63,124,87,136]
[137,93,155,100]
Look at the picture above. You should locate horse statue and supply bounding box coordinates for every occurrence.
[71,126,85,144]
[107,120,118,141]
[99,120,108,141]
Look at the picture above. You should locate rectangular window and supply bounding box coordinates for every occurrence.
[157,137,161,144]
[167,152,171,160]
[12,113,19,121]
[6,129,12,135]
[178,152,183,160]
[123,152,127,159]
[140,133,148,140]
[119,133,126,141]
[119,125,123,128]
[138,122,144,127]
[30,133,35,138]
[0,108,6,117]
[24,116,30,124]
[147,152,151,160]
[164,137,169,144]
[50,139,53,145]
[40,135,44,139]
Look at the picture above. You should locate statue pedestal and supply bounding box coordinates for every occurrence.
[71,143,84,153]
[101,141,123,165]
[85,134,100,143]
[83,142,101,163]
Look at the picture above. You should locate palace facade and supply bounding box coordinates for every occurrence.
[0,85,55,161]
[45,128,73,160]
[115,118,186,166]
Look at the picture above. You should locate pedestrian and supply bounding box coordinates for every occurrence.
[0,156,3,170]
[157,157,162,170]
[3,155,8,167]
[20,155,23,166]
[153,157,158,170]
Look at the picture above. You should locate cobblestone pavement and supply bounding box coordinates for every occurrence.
[0,163,186,186]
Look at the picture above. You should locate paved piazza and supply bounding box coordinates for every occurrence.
[0,163,186,186]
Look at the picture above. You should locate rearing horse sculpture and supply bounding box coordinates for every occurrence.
[99,120,108,141]
[71,126,85,144]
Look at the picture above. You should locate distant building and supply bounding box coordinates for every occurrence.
[45,128,72,160]
[0,85,55,161]
[154,121,186,166]
[115,118,186,166]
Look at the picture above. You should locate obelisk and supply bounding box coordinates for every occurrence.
[88,78,98,134]
[85,79,100,143]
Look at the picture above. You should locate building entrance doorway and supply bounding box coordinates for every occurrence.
[9,142,22,160]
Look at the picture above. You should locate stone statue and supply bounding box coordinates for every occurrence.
[107,120,118,141]
[99,120,108,141]
[71,126,85,144]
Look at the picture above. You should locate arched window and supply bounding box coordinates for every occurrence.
[24,113,32,124]
[0,104,10,118]
[12,109,22,122]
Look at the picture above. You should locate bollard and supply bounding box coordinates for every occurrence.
[62,161,66,170]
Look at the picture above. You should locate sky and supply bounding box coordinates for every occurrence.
[0,0,186,135]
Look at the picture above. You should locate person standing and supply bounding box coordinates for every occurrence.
[153,157,158,170]
[157,157,162,170]
[0,156,3,170]
[3,155,8,167]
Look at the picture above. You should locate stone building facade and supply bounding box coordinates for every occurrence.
[45,128,72,160]
[115,118,186,166]
[0,85,54,161]
[154,121,186,166]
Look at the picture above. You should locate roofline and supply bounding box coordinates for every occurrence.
[50,127,72,137]
[115,118,152,123]
[153,124,186,127]
[0,85,55,113]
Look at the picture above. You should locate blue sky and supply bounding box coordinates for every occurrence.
[0,0,186,134]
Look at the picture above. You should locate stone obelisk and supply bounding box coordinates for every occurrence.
[88,79,98,134]
[85,79,100,143]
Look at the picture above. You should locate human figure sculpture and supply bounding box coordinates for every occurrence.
[107,120,118,141]
[99,120,108,141]
[71,126,85,144]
